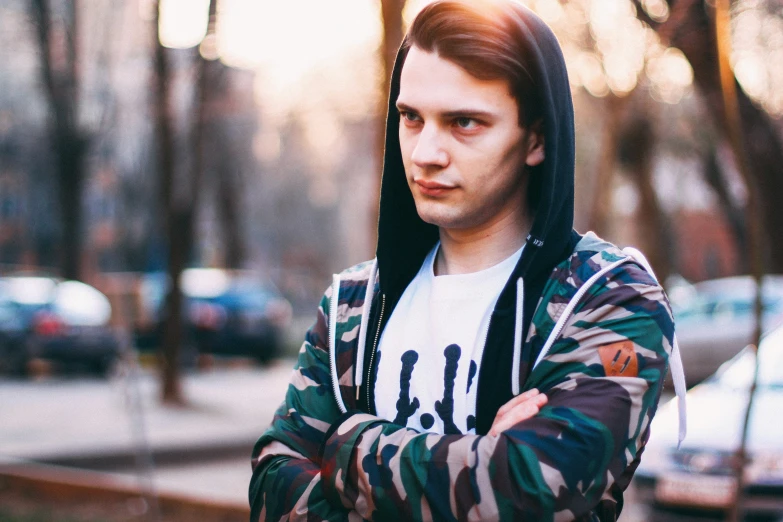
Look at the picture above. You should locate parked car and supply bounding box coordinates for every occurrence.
[634,325,783,517]
[0,284,26,374]
[0,275,120,376]
[134,268,292,364]
[671,275,783,386]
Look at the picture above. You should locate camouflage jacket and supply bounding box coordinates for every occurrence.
[250,234,677,521]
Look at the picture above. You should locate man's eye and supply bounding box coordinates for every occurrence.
[455,117,478,129]
[400,111,421,123]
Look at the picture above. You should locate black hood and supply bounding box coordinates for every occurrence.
[375,1,577,304]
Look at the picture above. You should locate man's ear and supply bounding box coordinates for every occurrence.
[524,122,545,167]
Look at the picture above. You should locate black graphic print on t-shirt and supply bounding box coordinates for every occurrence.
[393,350,420,425]
[390,344,478,434]
[434,344,461,435]
[466,360,477,393]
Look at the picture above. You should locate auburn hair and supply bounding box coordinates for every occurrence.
[402,0,542,127]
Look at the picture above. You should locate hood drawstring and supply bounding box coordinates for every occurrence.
[329,274,347,414]
[328,260,378,415]
[515,248,687,447]
[511,278,525,396]
[622,248,687,448]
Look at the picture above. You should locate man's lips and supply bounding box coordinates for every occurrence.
[414,179,456,196]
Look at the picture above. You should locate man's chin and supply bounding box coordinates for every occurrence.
[416,210,473,230]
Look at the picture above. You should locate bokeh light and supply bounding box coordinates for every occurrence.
[732,1,783,116]
[158,0,209,49]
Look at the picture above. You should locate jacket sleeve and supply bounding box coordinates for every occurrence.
[319,264,673,522]
[250,289,359,522]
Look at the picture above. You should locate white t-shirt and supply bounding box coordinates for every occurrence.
[374,243,523,434]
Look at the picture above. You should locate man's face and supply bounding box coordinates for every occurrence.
[396,46,544,233]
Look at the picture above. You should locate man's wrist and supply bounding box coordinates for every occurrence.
[318,410,360,463]
[319,412,387,508]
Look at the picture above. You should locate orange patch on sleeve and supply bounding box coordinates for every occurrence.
[598,341,639,378]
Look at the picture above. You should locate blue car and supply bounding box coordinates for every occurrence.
[134,269,292,364]
[0,276,120,376]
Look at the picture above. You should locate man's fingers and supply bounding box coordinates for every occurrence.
[492,397,546,434]
[490,403,540,436]
[489,393,548,436]
[496,388,541,417]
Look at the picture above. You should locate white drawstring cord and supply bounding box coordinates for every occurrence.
[354,259,378,399]
[620,247,687,447]
[670,336,687,447]
[511,278,524,396]
[329,274,347,414]
[622,247,658,284]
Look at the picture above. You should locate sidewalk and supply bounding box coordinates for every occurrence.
[0,359,295,508]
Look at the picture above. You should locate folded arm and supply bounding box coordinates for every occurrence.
[250,290,358,522]
[319,267,673,521]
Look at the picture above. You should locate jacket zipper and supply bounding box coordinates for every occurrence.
[365,294,386,413]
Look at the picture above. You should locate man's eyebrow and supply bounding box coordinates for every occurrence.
[395,102,417,112]
[441,109,495,119]
[395,102,495,119]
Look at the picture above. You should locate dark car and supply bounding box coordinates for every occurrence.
[134,269,292,364]
[634,325,783,518]
[0,276,120,376]
[0,286,26,374]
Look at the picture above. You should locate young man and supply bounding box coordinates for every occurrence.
[250,1,685,520]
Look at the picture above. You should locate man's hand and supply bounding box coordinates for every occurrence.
[489,388,548,436]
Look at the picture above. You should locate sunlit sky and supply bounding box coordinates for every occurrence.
[156,0,780,118]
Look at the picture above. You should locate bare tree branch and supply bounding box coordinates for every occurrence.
[643,0,783,272]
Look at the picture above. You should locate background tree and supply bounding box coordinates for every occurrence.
[371,0,407,243]
[586,95,625,236]
[151,0,183,404]
[617,94,674,283]
[28,0,117,280]
[634,0,783,273]
[154,0,221,404]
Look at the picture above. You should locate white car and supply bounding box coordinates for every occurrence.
[634,325,783,517]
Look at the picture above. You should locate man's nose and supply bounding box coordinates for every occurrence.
[410,125,449,168]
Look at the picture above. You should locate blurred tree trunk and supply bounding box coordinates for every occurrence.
[371,0,406,246]
[379,0,406,130]
[206,62,246,269]
[29,0,88,281]
[712,2,765,520]
[151,0,184,405]
[587,95,626,236]
[155,0,217,404]
[636,0,783,273]
[217,162,245,268]
[618,106,674,283]
[702,146,748,272]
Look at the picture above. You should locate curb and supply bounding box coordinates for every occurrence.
[0,460,250,521]
[29,439,256,471]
